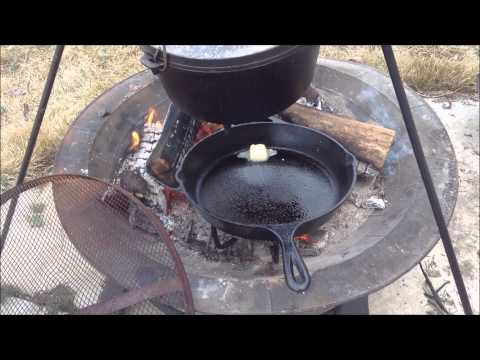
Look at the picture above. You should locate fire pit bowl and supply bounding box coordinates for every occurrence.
[54,59,458,314]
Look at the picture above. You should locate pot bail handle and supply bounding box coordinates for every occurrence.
[140,45,168,73]
[266,224,311,293]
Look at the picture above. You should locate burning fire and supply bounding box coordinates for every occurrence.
[294,234,310,242]
[129,131,141,151]
[129,107,163,152]
[144,107,157,127]
[144,107,163,128]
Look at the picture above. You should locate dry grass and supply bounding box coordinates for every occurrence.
[1,46,144,190]
[321,45,479,92]
[1,45,479,191]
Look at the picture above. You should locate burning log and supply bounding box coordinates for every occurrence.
[119,170,149,197]
[128,107,163,154]
[101,171,148,214]
[149,158,170,176]
[129,131,141,152]
[149,158,187,214]
[117,170,157,233]
[281,104,396,170]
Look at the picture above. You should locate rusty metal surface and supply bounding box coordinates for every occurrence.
[1,175,194,315]
[52,62,459,314]
[77,277,183,315]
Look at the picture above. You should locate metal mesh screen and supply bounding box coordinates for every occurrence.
[0,175,194,315]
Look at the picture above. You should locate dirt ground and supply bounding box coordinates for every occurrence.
[369,97,479,315]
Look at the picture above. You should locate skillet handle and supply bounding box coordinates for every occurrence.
[266,224,311,293]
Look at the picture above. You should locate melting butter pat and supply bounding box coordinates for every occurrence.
[237,144,278,162]
[249,144,269,162]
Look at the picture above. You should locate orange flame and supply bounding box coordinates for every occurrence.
[144,107,157,127]
[129,131,141,151]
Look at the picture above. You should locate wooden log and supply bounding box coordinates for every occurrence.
[281,104,396,170]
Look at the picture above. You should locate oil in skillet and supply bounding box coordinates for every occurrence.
[199,149,339,225]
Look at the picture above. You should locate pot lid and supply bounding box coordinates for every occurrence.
[152,45,278,59]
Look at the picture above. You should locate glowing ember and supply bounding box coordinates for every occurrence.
[129,131,141,151]
[163,187,186,215]
[294,234,310,242]
[194,121,224,143]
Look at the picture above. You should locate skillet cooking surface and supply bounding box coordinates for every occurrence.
[198,149,340,225]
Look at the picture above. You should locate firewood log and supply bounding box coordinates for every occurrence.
[282,104,396,170]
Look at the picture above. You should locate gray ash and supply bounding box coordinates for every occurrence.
[296,85,336,114]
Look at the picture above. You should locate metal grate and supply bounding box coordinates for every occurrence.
[0,175,194,315]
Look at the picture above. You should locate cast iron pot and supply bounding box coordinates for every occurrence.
[140,45,320,125]
[175,122,357,292]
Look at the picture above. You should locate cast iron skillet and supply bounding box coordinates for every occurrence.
[176,122,357,292]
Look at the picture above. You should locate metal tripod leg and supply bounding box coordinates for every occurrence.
[0,45,65,253]
[381,45,472,315]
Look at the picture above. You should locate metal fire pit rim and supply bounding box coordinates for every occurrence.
[52,61,459,314]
